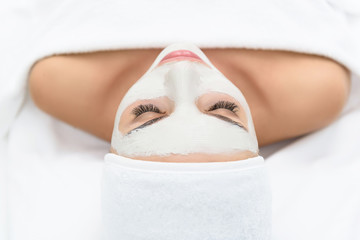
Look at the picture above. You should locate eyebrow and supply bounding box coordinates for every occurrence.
[126,113,247,136]
[126,116,165,135]
[210,114,247,131]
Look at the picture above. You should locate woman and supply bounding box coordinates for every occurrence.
[3,0,359,239]
[28,43,349,239]
[29,44,350,155]
[98,43,274,239]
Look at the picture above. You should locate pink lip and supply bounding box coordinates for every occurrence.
[158,50,206,65]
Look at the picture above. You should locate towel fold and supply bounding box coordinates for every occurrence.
[2,1,360,239]
[102,153,272,240]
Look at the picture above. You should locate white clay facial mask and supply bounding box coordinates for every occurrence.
[111,43,259,158]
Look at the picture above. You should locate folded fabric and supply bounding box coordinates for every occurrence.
[1,0,360,138]
[2,1,360,239]
[102,153,272,240]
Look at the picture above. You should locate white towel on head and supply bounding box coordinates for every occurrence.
[1,0,360,240]
[102,154,272,240]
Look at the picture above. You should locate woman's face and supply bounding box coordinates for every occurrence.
[111,43,259,162]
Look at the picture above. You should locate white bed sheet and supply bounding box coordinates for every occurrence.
[264,75,360,239]
[2,77,360,240]
[1,0,360,239]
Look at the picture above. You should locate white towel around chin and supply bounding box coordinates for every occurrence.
[1,0,360,139]
[2,1,360,240]
[101,153,272,240]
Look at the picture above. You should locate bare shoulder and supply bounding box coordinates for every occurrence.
[28,49,161,141]
[232,50,350,145]
[28,48,350,144]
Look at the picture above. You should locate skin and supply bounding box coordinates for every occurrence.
[118,94,249,136]
[110,146,258,163]
[28,48,350,162]
[114,91,255,162]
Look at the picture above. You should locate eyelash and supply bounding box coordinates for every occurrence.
[207,101,238,113]
[132,104,164,117]
[127,101,241,134]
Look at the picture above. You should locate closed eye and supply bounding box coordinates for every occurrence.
[132,104,164,118]
[206,101,247,130]
[207,101,239,113]
[126,101,244,135]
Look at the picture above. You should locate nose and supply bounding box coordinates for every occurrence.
[164,61,202,105]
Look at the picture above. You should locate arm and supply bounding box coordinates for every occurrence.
[29,49,351,146]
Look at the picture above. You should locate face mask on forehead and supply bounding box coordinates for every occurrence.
[111,43,259,158]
